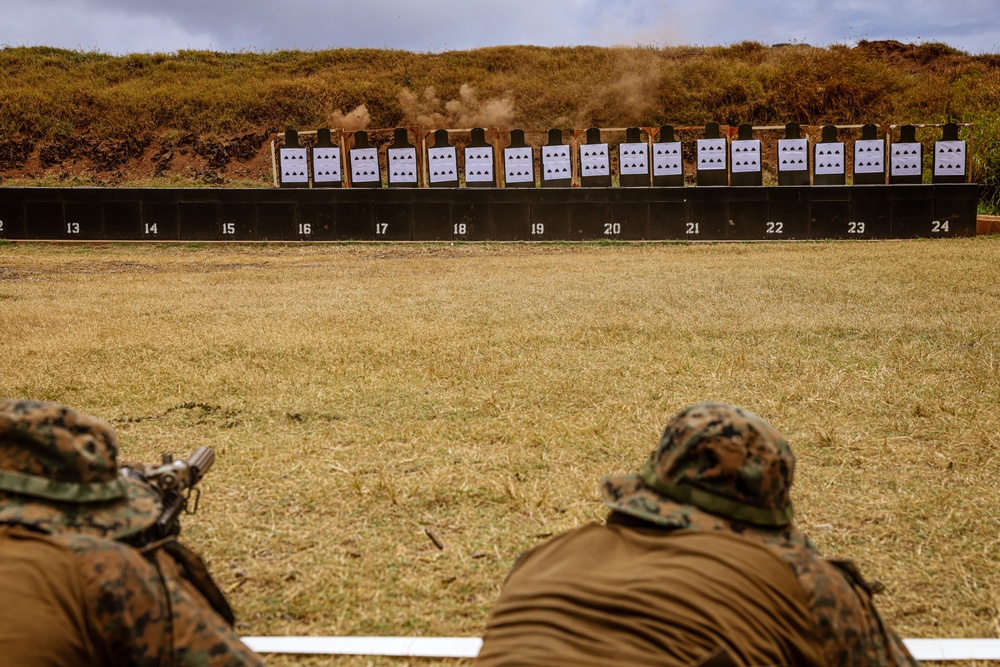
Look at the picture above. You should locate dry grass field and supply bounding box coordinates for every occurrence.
[1,239,998,665]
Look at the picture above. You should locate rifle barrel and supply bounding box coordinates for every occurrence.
[187,446,215,481]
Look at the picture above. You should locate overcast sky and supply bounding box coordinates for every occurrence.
[2,0,998,55]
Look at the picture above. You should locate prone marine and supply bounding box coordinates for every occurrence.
[0,398,263,666]
[476,402,921,667]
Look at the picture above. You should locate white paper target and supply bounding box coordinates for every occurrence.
[504,147,534,183]
[653,142,682,176]
[731,139,761,173]
[312,147,342,183]
[890,142,921,176]
[427,146,458,183]
[777,139,808,171]
[280,147,308,183]
[814,142,845,175]
[387,147,417,184]
[934,141,966,176]
[853,140,884,174]
[580,143,609,177]
[464,146,494,182]
[542,145,571,180]
[697,138,727,171]
[350,147,380,183]
[618,143,648,175]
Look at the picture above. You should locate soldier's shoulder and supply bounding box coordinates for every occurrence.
[767,541,918,666]
[54,531,145,560]
[505,522,605,575]
[52,532,164,591]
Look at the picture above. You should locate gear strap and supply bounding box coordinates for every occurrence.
[141,537,236,627]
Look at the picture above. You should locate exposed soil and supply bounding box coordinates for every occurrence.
[977,215,1000,234]
[853,39,997,71]
[0,128,276,186]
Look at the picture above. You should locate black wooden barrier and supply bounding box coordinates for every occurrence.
[0,185,977,242]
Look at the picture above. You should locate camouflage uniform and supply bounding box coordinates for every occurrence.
[0,399,263,666]
[478,402,920,667]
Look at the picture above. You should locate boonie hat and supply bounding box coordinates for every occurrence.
[601,402,795,530]
[0,399,159,539]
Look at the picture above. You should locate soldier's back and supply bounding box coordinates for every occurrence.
[0,523,157,665]
[0,524,264,666]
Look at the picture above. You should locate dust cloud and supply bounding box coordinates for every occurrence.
[327,104,371,131]
[398,85,517,129]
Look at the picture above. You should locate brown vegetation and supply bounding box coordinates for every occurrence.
[1,41,1000,206]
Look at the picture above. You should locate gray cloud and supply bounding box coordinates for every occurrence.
[2,0,998,54]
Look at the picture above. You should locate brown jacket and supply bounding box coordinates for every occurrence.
[478,517,917,667]
[0,524,262,666]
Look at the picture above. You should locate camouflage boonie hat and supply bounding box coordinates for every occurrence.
[0,399,159,539]
[601,402,795,530]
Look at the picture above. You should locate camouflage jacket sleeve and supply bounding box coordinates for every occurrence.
[152,546,264,666]
[64,533,174,666]
[64,534,263,666]
[775,544,921,667]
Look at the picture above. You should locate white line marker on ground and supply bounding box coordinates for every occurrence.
[240,637,1000,661]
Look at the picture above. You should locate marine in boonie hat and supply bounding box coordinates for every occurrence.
[0,399,159,539]
[601,402,795,533]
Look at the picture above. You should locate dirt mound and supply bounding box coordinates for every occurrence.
[853,39,973,70]
[1,129,275,186]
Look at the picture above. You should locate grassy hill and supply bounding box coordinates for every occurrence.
[2,40,999,207]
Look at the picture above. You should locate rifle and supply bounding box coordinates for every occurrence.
[123,446,215,542]
[122,446,235,625]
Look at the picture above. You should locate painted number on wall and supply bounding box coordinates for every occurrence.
[931,220,950,233]
[144,223,158,235]
[766,221,784,234]
[848,221,866,234]
[0,220,4,232]
[604,222,621,236]
[531,223,544,236]
[375,223,388,236]
[67,222,80,234]
[686,222,700,235]
[222,223,236,235]
[298,223,311,235]
[453,223,467,235]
